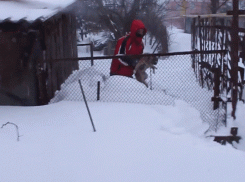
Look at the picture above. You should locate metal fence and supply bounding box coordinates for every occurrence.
[49,51,226,132]
[191,12,245,119]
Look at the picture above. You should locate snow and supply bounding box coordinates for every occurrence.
[168,28,192,52]
[1,26,245,181]
[0,0,76,21]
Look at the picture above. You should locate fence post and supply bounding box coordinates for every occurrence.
[212,68,221,110]
[97,81,100,101]
[198,16,204,88]
[230,0,239,119]
[90,43,94,66]
[151,68,154,90]
[191,18,196,70]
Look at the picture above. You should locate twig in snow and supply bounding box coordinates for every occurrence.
[1,122,21,141]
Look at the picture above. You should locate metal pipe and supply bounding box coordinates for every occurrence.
[48,50,227,62]
[97,81,100,101]
[78,80,96,132]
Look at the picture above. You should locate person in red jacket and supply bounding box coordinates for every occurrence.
[110,20,147,77]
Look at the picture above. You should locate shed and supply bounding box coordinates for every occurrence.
[0,0,78,106]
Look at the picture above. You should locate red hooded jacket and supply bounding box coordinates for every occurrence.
[110,20,147,77]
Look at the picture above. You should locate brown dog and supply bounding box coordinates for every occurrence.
[134,55,158,88]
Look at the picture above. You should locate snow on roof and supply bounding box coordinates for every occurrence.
[0,0,77,22]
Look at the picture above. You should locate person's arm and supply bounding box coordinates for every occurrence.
[119,39,142,67]
[119,55,138,67]
[121,42,144,67]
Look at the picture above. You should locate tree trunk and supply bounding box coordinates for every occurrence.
[211,0,219,14]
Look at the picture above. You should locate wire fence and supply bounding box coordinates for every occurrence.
[50,52,226,132]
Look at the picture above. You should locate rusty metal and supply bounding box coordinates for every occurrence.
[191,1,245,124]
[191,15,230,127]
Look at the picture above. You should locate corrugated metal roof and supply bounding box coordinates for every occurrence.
[0,0,76,22]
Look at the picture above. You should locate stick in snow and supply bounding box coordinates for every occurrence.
[78,80,96,132]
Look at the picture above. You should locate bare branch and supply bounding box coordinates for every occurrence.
[216,0,230,12]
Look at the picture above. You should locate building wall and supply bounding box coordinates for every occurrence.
[0,25,41,106]
[0,13,78,106]
[43,13,78,101]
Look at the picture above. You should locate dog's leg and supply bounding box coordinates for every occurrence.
[141,72,148,88]
[143,81,148,88]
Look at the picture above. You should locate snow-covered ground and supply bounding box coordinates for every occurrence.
[1,28,245,182]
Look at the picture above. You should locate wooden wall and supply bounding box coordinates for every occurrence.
[0,12,78,106]
[0,26,40,105]
[44,13,78,101]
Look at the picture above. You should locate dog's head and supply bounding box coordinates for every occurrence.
[134,55,158,88]
[151,56,158,65]
[146,56,158,72]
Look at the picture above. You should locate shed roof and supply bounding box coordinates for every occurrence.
[0,0,76,22]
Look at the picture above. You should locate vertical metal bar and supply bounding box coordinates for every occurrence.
[150,68,153,90]
[191,18,195,70]
[90,43,94,66]
[231,0,239,119]
[213,68,220,110]
[97,81,100,101]
[198,16,204,88]
[215,17,219,66]
[78,80,96,132]
[204,18,207,61]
